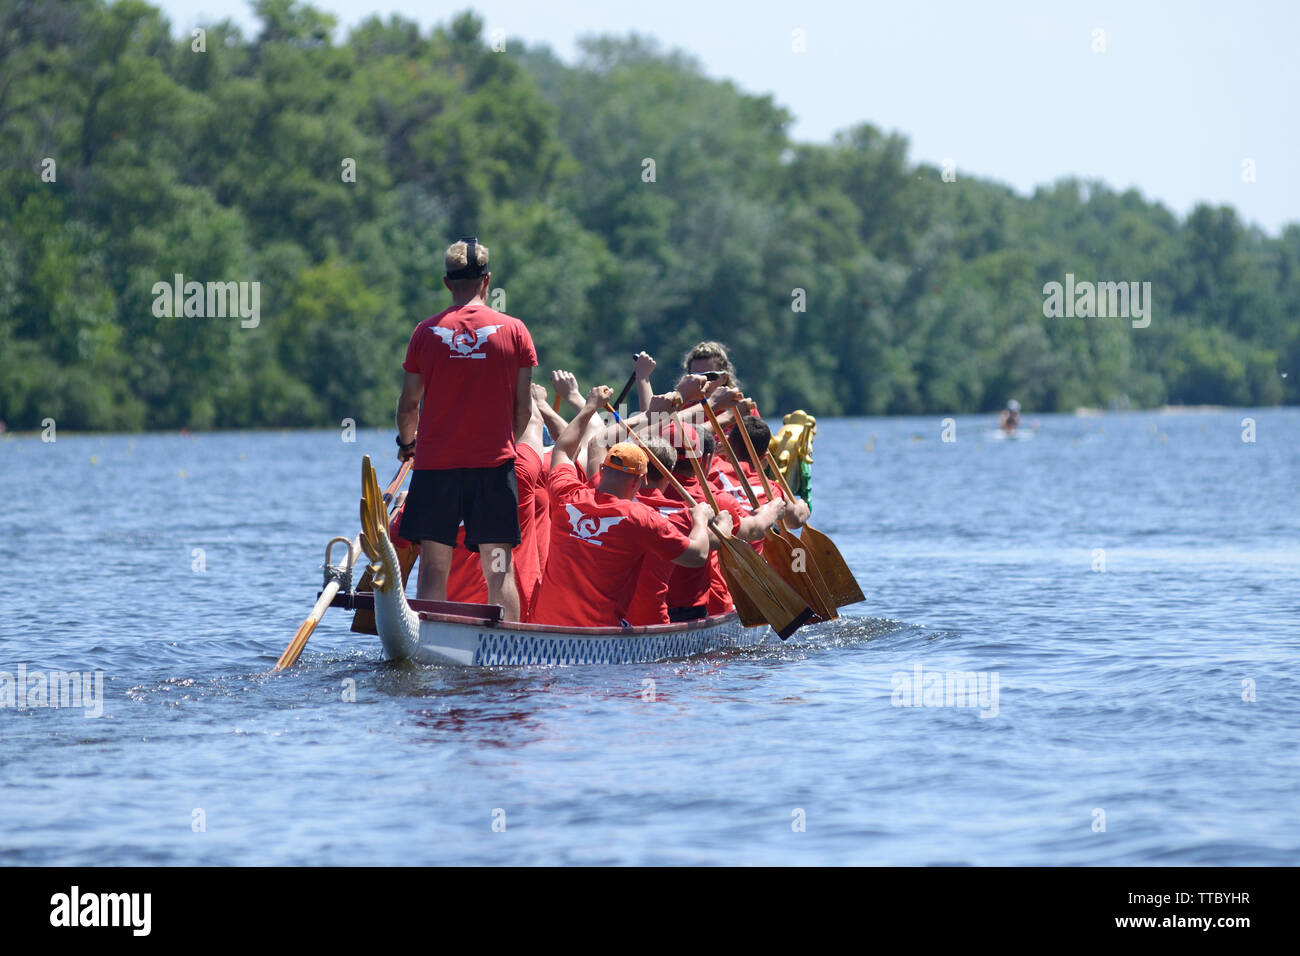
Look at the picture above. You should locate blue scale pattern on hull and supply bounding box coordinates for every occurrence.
[470,620,762,665]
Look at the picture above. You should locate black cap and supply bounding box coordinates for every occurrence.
[446,236,488,279]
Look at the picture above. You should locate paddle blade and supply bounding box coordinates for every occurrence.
[723,564,769,628]
[274,615,319,671]
[764,529,838,622]
[715,533,814,640]
[781,528,838,620]
[798,523,865,608]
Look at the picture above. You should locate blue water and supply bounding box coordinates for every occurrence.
[1,409,1297,864]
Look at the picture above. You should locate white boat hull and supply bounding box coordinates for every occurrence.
[357,455,773,667]
[384,609,769,666]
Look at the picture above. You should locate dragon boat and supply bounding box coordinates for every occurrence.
[276,412,838,669]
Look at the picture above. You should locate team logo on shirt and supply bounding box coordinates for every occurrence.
[431,325,502,359]
[565,504,625,546]
[717,471,764,501]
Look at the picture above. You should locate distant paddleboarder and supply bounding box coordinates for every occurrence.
[999,400,1021,436]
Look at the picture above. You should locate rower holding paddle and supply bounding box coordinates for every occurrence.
[624,436,697,626]
[394,237,537,621]
[712,415,811,531]
[683,340,739,389]
[531,386,725,629]
[660,421,784,620]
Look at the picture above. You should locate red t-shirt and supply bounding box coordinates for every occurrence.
[710,456,742,500]
[543,447,586,484]
[533,458,551,595]
[705,465,774,613]
[737,460,781,507]
[445,524,485,603]
[625,489,693,626]
[537,447,586,593]
[445,443,545,615]
[389,505,412,550]
[403,304,537,469]
[531,465,692,628]
[709,457,783,558]
[664,474,747,611]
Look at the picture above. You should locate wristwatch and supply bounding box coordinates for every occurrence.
[396,435,416,450]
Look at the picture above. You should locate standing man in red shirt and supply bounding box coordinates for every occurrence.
[395,238,537,620]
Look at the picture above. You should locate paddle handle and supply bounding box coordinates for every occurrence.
[669,409,723,516]
[751,402,803,505]
[612,362,638,410]
[765,449,800,503]
[762,451,800,535]
[700,401,761,510]
[734,400,778,503]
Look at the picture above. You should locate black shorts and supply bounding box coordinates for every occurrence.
[398,461,520,552]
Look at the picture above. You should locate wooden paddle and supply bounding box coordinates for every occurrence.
[609,402,813,639]
[610,405,789,634]
[764,448,865,608]
[273,458,413,671]
[703,403,838,621]
[612,362,638,411]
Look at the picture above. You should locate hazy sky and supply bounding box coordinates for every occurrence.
[156,0,1299,234]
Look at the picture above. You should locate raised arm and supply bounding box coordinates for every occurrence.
[633,351,656,413]
[518,383,548,454]
[535,390,570,440]
[585,417,611,478]
[552,368,584,412]
[551,385,612,472]
[513,366,533,442]
[693,387,743,435]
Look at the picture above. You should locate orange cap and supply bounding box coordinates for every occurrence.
[604,442,648,476]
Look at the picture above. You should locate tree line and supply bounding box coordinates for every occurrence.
[2,0,1296,432]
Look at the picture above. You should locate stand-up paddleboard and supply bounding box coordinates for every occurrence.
[988,427,1037,441]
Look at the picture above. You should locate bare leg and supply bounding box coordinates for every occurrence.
[478,543,521,621]
[416,540,454,602]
